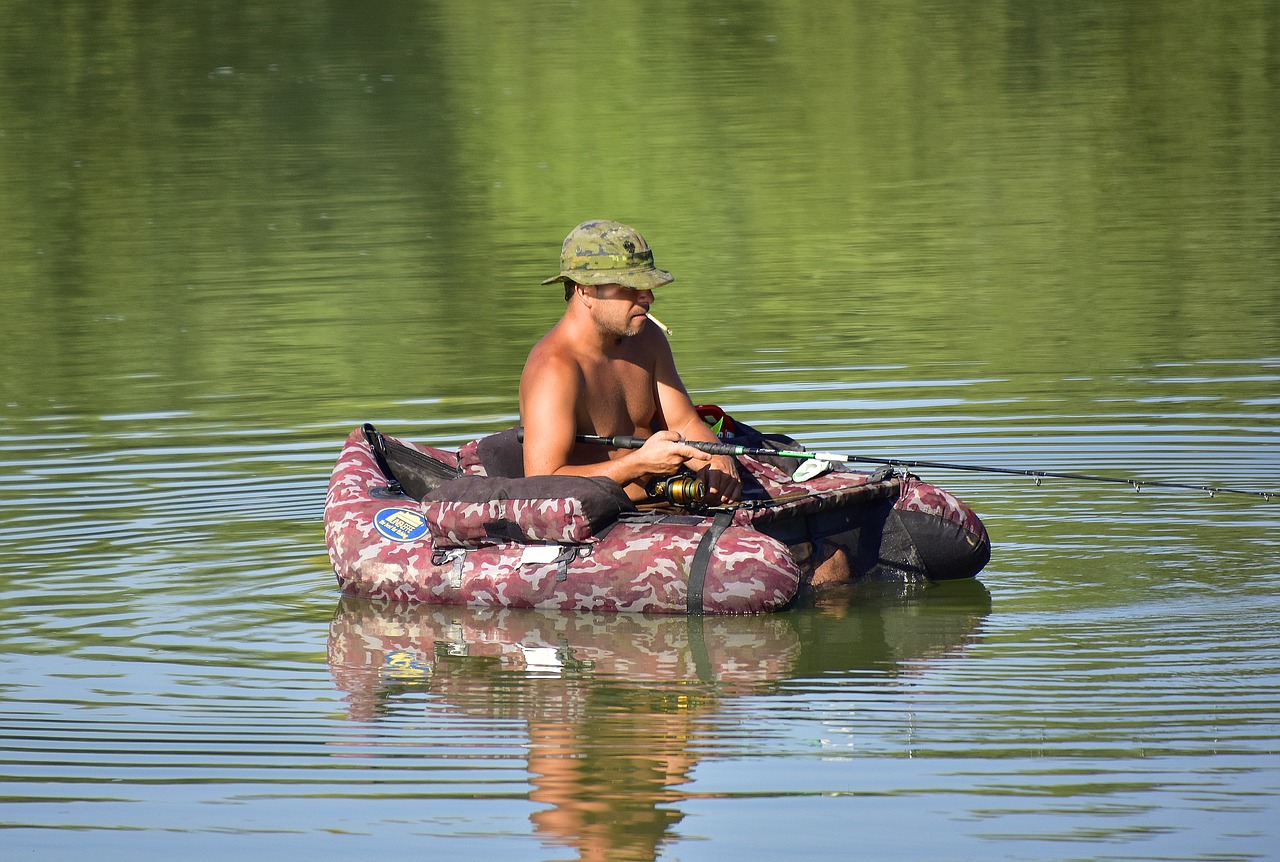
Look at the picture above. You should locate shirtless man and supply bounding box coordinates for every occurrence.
[519,220,741,504]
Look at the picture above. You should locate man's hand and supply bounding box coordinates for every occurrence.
[633,430,706,476]
[695,452,741,504]
[635,433,740,504]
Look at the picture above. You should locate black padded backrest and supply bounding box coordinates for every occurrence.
[476,427,526,478]
[362,423,463,500]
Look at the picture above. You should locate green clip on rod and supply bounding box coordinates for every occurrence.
[568,433,1276,502]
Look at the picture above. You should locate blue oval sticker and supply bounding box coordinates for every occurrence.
[383,650,432,680]
[373,507,429,541]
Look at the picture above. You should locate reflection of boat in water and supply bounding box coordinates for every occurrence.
[328,597,802,723]
[786,579,994,679]
[327,584,989,860]
[325,424,992,614]
[327,580,992,722]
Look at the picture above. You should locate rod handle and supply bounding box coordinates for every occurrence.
[586,434,750,457]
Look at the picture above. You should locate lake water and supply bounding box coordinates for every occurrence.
[2,3,1278,860]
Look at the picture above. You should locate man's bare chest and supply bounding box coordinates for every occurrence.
[577,358,656,432]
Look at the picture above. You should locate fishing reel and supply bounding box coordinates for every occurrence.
[646,473,706,506]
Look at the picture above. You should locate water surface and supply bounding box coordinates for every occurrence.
[2,3,1278,860]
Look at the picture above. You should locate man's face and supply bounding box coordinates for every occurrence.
[591,283,654,337]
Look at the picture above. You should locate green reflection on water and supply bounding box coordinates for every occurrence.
[2,0,1277,422]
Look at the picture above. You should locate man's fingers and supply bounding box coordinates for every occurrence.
[700,464,741,503]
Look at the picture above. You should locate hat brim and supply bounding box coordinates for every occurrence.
[542,267,674,290]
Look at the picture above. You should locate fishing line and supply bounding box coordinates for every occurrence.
[569,432,1277,502]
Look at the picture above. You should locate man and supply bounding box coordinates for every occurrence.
[519,220,741,504]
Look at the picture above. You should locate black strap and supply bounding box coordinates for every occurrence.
[362,423,403,496]
[686,614,714,681]
[553,544,578,582]
[687,509,734,615]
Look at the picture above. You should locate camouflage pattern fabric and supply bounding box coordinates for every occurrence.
[896,474,988,538]
[325,426,989,614]
[705,452,987,586]
[422,474,630,546]
[729,453,987,544]
[424,495,597,546]
[325,428,799,613]
[539,219,675,290]
[455,438,487,476]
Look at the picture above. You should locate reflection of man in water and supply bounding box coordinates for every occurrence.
[327,604,800,859]
[326,590,988,859]
[526,705,697,859]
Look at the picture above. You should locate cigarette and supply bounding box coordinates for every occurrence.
[646,312,672,336]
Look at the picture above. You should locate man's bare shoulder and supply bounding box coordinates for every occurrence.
[525,326,575,368]
[520,326,585,392]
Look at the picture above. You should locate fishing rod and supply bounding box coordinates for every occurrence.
[573,433,1277,502]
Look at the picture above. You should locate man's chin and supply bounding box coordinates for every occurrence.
[599,313,648,338]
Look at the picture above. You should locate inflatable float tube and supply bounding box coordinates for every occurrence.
[324,423,991,614]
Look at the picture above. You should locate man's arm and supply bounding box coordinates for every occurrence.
[518,350,584,480]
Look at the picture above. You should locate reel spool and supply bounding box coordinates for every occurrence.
[646,474,706,506]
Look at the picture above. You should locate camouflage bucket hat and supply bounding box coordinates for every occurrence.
[541,220,675,290]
